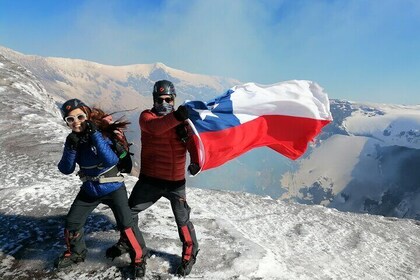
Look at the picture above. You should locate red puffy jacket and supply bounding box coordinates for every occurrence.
[139,109,198,181]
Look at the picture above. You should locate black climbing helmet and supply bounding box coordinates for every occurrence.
[60,98,90,119]
[152,80,176,102]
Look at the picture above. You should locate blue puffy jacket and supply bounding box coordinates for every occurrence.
[58,131,123,197]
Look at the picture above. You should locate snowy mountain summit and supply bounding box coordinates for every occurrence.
[1,54,420,279]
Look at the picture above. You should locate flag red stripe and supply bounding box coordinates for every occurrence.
[195,115,330,170]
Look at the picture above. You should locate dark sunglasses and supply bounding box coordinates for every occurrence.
[156,97,174,104]
[65,113,87,124]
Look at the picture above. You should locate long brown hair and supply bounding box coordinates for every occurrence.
[88,107,131,137]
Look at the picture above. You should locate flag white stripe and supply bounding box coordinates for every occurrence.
[187,119,204,176]
[230,80,332,124]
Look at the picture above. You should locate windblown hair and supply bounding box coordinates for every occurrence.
[88,107,131,136]
[77,106,92,118]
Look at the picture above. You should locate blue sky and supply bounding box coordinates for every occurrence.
[1,0,419,104]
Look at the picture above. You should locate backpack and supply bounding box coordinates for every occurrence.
[102,115,133,174]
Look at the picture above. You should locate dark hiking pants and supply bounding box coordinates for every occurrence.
[65,184,146,262]
[129,179,198,261]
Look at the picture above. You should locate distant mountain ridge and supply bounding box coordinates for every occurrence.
[281,99,420,219]
[0,46,240,110]
[1,46,419,221]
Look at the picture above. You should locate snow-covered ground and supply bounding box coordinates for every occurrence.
[2,175,420,280]
[1,53,420,280]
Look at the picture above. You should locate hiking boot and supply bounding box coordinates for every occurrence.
[132,261,146,278]
[176,251,199,277]
[106,240,130,259]
[54,250,86,269]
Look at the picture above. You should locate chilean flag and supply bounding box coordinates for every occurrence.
[184,80,333,173]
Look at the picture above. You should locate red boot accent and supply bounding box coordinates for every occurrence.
[124,227,143,263]
[64,229,72,257]
[181,225,193,261]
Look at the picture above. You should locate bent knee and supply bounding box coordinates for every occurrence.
[173,199,192,226]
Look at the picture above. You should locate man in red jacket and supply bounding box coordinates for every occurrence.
[107,80,200,277]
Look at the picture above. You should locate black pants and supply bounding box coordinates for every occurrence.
[129,177,199,261]
[65,184,146,262]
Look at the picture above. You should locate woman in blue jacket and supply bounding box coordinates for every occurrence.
[55,99,147,278]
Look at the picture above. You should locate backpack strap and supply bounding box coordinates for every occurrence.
[80,174,124,184]
[78,165,124,183]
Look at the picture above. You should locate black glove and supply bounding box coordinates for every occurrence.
[173,105,189,121]
[85,120,98,135]
[188,163,200,176]
[176,124,189,143]
[65,132,80,150]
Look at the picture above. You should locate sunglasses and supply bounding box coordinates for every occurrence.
[65,113,87,124]
[156,97,174,104]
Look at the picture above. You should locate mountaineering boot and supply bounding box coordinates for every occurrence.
[54,250,87,269]
[132,261,146,278]
[176,250,199,277]
[106,239,130,259]
[55,229,86,269]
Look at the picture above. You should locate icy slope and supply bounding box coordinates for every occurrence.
[0,54,66,189]
[2,175,420,280]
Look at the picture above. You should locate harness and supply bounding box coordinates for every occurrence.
[78,165,124,184]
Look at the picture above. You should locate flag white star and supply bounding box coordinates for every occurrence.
[193,104,219,120]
